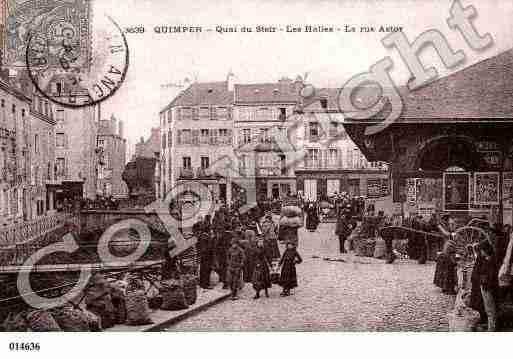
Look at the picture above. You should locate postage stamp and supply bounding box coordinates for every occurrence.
[17,0,129,107]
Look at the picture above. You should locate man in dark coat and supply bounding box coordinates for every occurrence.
[335,211,351,254]
[227,239,246,300]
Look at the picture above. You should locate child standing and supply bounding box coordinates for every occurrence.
[279,242,303,296]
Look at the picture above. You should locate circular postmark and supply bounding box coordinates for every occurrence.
[26,14,129,108]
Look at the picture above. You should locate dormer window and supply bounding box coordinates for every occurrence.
[207,88,213,93]
[320,98,328,109]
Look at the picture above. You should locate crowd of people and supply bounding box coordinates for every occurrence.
[192,205,303,300]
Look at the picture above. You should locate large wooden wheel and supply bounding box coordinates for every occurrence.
[451,225,490,262]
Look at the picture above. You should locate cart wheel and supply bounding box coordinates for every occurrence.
[452,225,489,262]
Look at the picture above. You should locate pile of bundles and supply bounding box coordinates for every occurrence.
[158,273,198,311]
[355,237,376,257]
[279,206,303,227]
[279,206,303,247]
[1,307,101,332]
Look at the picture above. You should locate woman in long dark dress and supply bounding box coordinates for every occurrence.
[252,239,272,299]
[433,216,458,294]
[279,242,303,296]
[305,203,319,232]
[242,229,257,283]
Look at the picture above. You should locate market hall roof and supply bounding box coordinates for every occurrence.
[344,48,513,123]
[160,81,233,112]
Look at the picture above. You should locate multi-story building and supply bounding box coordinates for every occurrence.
[122,127,161,203]
[161,78,235,203]
[0,77,32,225]
[293,87,388,201]
[233,77,302,201]
[96,115,128,199]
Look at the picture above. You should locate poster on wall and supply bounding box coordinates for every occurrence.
[443,172,470,211]
[406,178,416,204]
[474,172,499,205]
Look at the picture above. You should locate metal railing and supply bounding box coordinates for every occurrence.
[0,213,78,248]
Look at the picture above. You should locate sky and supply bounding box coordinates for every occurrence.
[91,0,513,152]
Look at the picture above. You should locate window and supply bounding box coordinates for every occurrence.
[167,109,172,123]
[180,108,192,120]
[168,130,172,147]
[12,104,16,114]
[279,107,286,120]
[219,128,228,137]
[162,133,166,149]
[97,138,105,148]
[201,156,210,169]
[56,158,66,177]
[309,122,319,138]
[56,82,62,95]
[199,107,210,118]
[200,129,209,144]
[256,108,270,121]
[217,107,229,119]
[56,133,65,148]
[1,99,4,107]
[320,98,328,109]
[260,128,270,143]
[34,134,39,154]
[306,149,320,168]
[329,122,338,137]
[242,129,251,144]
[56,109,64,122]
[182,157,191,169]
[181,129,192,144]
[328,149,339,167]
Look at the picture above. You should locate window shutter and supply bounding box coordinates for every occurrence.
[177,130,182,145]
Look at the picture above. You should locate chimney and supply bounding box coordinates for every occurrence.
[293,75,303,95]
[227,71,235,92]
[118,120,124,138]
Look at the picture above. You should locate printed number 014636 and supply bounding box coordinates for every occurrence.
[9,342,40,351]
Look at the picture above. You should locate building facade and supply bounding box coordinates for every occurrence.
[161,79,235,203]
[96,115,128,199]
[233,77,301,201]
[122,127,161,203]
[293,87,389,202]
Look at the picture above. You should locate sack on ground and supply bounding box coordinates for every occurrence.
[2,312,29,332]
[51,307,91,332]
[182,274,198,306]
[26,310,61,332]
[209,271,219,287]
[448,307,480,332]
[125,290,153,326]
[279,216,302,228]
[161,281,189,311]
[373,237,387,259]
[280,206,302,218]
[81,309,102,331]
[85,292,116,329]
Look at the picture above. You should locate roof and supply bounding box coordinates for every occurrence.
[234,80,299,104]
[345,48,513,122]
[302,87,341,112]
[161,81,233,112]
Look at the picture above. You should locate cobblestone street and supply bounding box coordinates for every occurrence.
[168,222,456,331]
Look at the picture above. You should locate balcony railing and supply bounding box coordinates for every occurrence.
[179,167,194,179]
